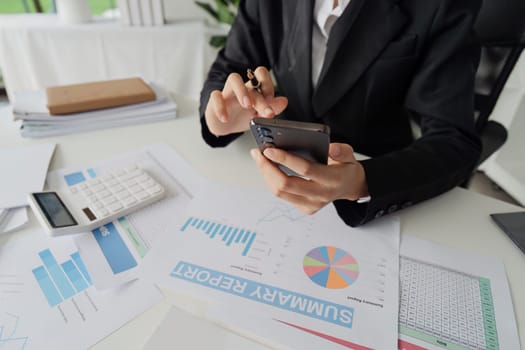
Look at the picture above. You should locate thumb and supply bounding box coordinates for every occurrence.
[267,96,288,116]
[329,143,357,163]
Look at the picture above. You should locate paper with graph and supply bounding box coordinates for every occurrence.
[0,228,162,349]
[44,143,206,289]
[139,183,401,349]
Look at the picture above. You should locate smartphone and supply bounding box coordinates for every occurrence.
[250,117,330,176]
[490,211,525,255]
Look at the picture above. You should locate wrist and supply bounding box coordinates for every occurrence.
[348,162,369,201]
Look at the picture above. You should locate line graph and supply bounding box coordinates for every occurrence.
[0,312,29,350]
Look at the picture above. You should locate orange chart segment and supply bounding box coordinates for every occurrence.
[303,246,359,289]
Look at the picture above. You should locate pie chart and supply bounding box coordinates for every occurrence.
[303,246,359,289]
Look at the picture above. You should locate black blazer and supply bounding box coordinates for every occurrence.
[199,0,482,226]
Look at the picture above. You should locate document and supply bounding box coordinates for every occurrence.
[0,228,163,350]
[206,236,521,350]
[45,144,207,289]
[13,84,177,138]
[398,236,520,350]
[0,207,28,234]
[139,183,401,350]
[143,307,273,350]
[0,143,55,209]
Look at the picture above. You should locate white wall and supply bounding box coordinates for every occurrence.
[163,0,209,22]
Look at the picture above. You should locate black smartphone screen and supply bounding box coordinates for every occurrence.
[490,211,525,255]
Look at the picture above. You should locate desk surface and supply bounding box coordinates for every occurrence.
[0,98,523,349]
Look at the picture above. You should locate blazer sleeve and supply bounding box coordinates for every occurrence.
[334,0,482,226]
[199,0,270,147]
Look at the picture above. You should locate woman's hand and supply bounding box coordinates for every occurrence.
[251,143,369,214]
[204,66,288,136]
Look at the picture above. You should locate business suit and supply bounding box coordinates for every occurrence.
[199,0,482,226]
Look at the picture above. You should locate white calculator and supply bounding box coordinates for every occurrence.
[28,166,166,236]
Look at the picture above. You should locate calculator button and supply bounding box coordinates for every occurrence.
[137,174,150,183]
[92,184,105,192]
[98,208,110,217]
[142,179,155,189]
[97,190,112,198]
[117,190,131,200]
[122,196,137,207]
[106,178,118,186]
[88,195,98,203]
[93,201,103,209]
[135,191,150,200]
[70,187,78,194]
[102,196,118,206]
[129,185,142,194]
[125,179,137,187]
[148,185,163,195]
[79,183,88,190]
[101,174,114,181]
[127,169,144,178]
[88,179,101,186]
[108,202,123,212]
[112,184,125,193]
[83,189,93,196]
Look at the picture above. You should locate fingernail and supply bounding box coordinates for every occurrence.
[263,148,275,158]
[263,107,274,116]
[243,96,251,108]
[250,149,259,160]
[331,144,341,157]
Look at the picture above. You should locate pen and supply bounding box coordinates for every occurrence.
[247,69,262,94]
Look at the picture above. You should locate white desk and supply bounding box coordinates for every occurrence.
[0,99,524,349]
[0,14,221,101]
[479,51,525,206]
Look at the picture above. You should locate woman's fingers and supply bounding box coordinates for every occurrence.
[253,66,274,98]
[223,73,252,108]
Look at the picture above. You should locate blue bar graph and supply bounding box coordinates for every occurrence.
[222,227,232,241]
[226,228,238,246]
[242,233,256,256]
[32,266,63,307]
[39,249,75,299]
[180,216,256,256]
[206,223,216,234]
[62,261,89,292]
[235,230,245,243]
[71,252,92,284]
[32,249,93,308]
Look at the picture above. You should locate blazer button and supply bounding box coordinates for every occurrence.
[401,201,413,209]
[387,204,398,214]
[374,209,385,219]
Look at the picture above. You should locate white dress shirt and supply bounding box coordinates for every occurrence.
[312,0,351,87]
[311,0,371,203]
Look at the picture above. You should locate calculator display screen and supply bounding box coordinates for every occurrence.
[33,192,78,228]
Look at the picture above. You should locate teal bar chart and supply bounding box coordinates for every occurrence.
[32,249,93,307]
[180,217,256,256]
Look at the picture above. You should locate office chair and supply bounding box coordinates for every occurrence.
[472,0,525,166]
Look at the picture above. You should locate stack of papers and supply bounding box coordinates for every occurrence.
[0,143,56,234]
[12,84,177,138]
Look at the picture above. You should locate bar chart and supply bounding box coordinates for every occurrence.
[180,216,257,256]
[32,249,92,308]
